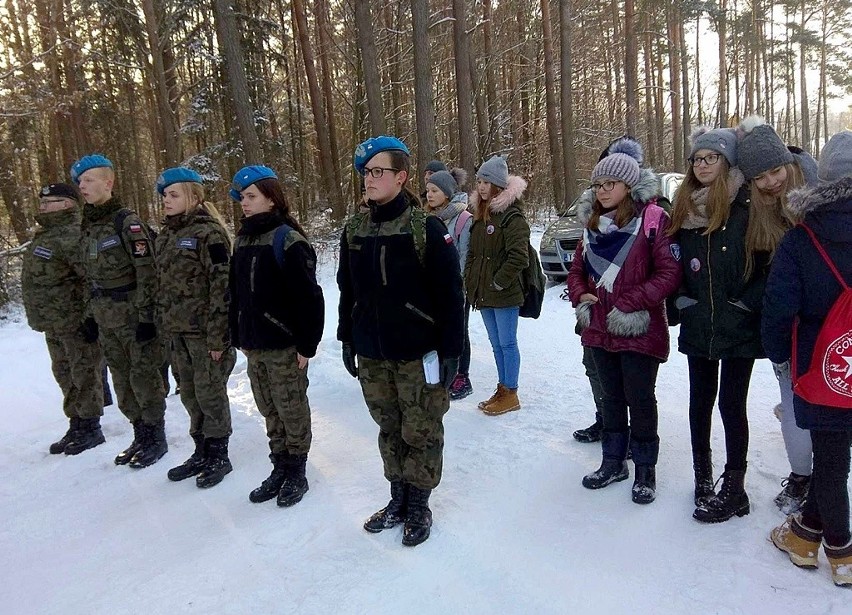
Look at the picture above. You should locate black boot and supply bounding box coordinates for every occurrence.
[64,418,106,455]
[196,436,233,489]
[774,473,810,514]
[249,453,288,503]
[693,451,715,507]
[167,434,206,481]
[693,468,750,523]
[402,486,433,547]
[50,418,80,454]
[277,453,309,507]
[582,430,629,489]
[364,481,408,533]
[129,421,168,468]
[573,412,603,443]
[115,421,144,465]
[630,438,659,504]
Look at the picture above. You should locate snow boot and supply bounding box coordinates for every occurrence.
[114,420,144,465]
[449,374,473,400]
[167,434,206,482]
[196,436,232,489]
[277,453,309,507]
[824,539,852,587]
[364,480,408,533]
[64,417,106,455]
[770,514,821,569]
[573,413,602,443]
[630,438,659,504]
[402,486,433,547]
[774,473,810,515]
[478,383,507,410]
[129,421,168,469]
[249,453,288,503]
[693,469,750,523]
[582,431,630,489]
[482,387,520,416]
[50,418,80,454]
[693,451,715,507]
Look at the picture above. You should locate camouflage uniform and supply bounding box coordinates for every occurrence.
[156,209,235,439]
[22,208,104,419]
[80,197,165,424]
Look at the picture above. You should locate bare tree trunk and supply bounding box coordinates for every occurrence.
[541,0,564,205]
[411,0,438,181]
[560,0,577,203]
[667,3,683,172]
[679,14,691,165]
[354,0,386,135]
[482,0,501,152]
[799,0,811,152]
[315,0,344,217]
[717,0,728,126]
[624,0,638,135]
[453,0,476,175]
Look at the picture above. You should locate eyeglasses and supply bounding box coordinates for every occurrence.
[589,180,621,193]
[688,153,722,167]
[362,166,400,179]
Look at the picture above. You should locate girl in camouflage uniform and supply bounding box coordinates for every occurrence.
[154,167,236,488]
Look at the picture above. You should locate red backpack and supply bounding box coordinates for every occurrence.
[792,223,852,408]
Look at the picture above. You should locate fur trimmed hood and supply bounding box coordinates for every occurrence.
[470,174,527,215]
[577,168,661,225]
[787,177,852,219]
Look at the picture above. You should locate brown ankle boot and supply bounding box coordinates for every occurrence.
[482,387,520,416]
[824,539,852,586]
[770,514,821,569]
[478,383,507,409]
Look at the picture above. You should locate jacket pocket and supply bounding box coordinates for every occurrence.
[404,302,435,324]
[263,312,293,336]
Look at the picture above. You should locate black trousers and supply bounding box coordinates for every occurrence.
[590,348,660,442]
[687,356,754,472]
[583,346,605,417]
[801,430,852,547]
[459,302,471,375]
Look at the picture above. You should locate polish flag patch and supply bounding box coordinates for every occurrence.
[444,233,454,244]
[129,224,142,233]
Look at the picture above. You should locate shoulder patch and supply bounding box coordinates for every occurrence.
[98,235,122,251]
[177,237,198,250]
[443,233,454,245]
[131,239,150,258]
[129,223,143,233]
[33,246,53,260]
[670,243,681,261]
[208,242,229,265]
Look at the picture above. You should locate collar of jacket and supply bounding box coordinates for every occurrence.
[368,191,410,223]
[163,208,211,230]
[35,207,80,229]
[238,210,284,236]
[82,196,123,224]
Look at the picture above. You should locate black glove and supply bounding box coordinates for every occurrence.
[78,317,99,343]
[342,342,358,378]
[440,357,460,390]
[135,322,157,343]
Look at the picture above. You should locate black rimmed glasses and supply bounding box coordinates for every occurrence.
[688,153,722,167]
[362,166,400,179]
[589,180,621,193]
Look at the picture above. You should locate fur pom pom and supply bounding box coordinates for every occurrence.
[450,167,468,189]
[690,125,711,142]
[738,115,766,136]
[606,137,644,165]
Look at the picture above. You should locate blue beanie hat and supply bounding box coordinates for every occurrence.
[354,136,410,176]
[70,154,113,184]
[156,167,203,195]
[476,155,509,189]
[230,165,278,201]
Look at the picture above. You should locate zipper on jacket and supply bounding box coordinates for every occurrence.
[707,237,715,356]
[380,245,388,286]
[405,302,436,324]
[263,311,293,335]
[372,220,386,358]
[250,254,257,294]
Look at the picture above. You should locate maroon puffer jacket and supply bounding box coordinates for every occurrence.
[567,199,683,362]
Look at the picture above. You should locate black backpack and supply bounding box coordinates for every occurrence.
[502,211,547,319]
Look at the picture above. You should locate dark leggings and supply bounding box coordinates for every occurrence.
[590,348,660,442]
[459,302,471,375]
[583,346,605,417]
[687,356,755,471]
[801,430,852,547]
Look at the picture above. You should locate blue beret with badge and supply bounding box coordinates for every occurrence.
[230,165,278,201]
[156,167,203,195]
[70,154,113,184]
[353,136,410,176]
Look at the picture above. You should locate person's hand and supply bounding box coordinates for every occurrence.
[135,322,157,343]
[297,353,309,370]
[209,350,223,362]
[579,293,598,303]
[78,317,99,343]
[440,357,460,390]
[342,342,358,378]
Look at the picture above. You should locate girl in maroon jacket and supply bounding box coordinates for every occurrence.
[568,148,682,504]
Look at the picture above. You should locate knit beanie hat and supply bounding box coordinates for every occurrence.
[476,155,508,189]
[70,154,113,184]
[690,127,737,167]
[427,168,468,199]
[736,116,794,180]
[591,153,641,189]
[598,136,644,165]
[425,160,447,174]
[817,131,852,183]
[788,146,818,187]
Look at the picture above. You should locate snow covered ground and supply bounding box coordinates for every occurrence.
[1,233,850,615]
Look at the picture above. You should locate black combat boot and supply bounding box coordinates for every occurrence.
[129,421,168,468]
[64,418,106,455]
[630,438,659,504]
[249,453,288,503]
[115,420,144,465]
[50,418,80,454]
[402,486,433,547]
[277,453,309,507]
[582,430,629,489]
[364,481,408,533]
[693,468,750,523]
[693,451,715,507]
[196,437,233,489]
[573,412,603,443]
[167,434,206,481]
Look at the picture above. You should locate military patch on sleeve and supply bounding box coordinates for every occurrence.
[443,233,454,244]
[132,239,150,258]
[129,223,143,233]
[177,238,198,250]
[98,235,122,252]
[33,246,53,260]
[670,243,682,261]
[208,242,229,265]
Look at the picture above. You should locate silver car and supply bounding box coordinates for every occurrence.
[539,172,685,281]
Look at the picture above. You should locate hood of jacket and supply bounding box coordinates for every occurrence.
[787,177,852,243]
[577,168,661,225]
[470,175,527,215]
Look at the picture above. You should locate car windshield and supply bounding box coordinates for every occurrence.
[558,199,580,217]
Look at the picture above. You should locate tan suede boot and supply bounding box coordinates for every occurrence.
[770,514,821,569]
[478,383,507,410]
[824,539,852,587]
[482,387,520,416]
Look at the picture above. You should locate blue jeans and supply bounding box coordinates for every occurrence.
[480,307,520,389]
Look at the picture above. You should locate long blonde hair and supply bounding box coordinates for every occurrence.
[668,160,733,236]
[181,182,232,242]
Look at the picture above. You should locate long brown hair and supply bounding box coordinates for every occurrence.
[253,177,309,239]
[474,182,502,223]
[668,159,733,236]
[587,193,635,230]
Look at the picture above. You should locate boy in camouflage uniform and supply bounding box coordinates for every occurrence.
[22,183,105,455]
[73,154,168,468]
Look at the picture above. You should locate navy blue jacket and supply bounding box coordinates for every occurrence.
[762,177,852,431]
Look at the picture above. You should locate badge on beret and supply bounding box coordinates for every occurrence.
[486,224,495,235]
[690,257,701,272]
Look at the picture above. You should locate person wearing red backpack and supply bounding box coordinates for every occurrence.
[762,131,852,587]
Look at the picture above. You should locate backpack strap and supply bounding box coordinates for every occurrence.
[453,210,472,243]
[113,208,134,236]
[409,206,427,267]
[273,224,295,269]
[642,199,664,244]
[800,223,849,290]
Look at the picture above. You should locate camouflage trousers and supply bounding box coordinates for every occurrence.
[170,334,236,439]
[246,346,312,455]
[44,331,104,420]
[99,325,166,425]
[358,356,449,490]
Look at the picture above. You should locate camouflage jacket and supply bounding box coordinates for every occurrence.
[21,208,87,334]
[80,197,158,328]
[155,209,232,350]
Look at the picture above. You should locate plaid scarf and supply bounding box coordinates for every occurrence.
[582,213,641,292]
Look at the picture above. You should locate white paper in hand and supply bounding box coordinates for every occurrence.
[422,350,440,385]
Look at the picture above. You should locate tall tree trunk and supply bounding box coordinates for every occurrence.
[560,0,577,203]
[541,0,564,205]
[453,0,476,175]
[624,0,638,135]
[354,0,386,135]
[482,0,501,152]
[799,0,811,152]
[315,0,344,218]
[667,3,683,172]
[411,0,438,180]
[717,0,728,126]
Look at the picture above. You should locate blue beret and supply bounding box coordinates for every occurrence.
[156,167,203,195]
[353,136,410,175]
[230,165,278,201]
[70,154,113,184]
